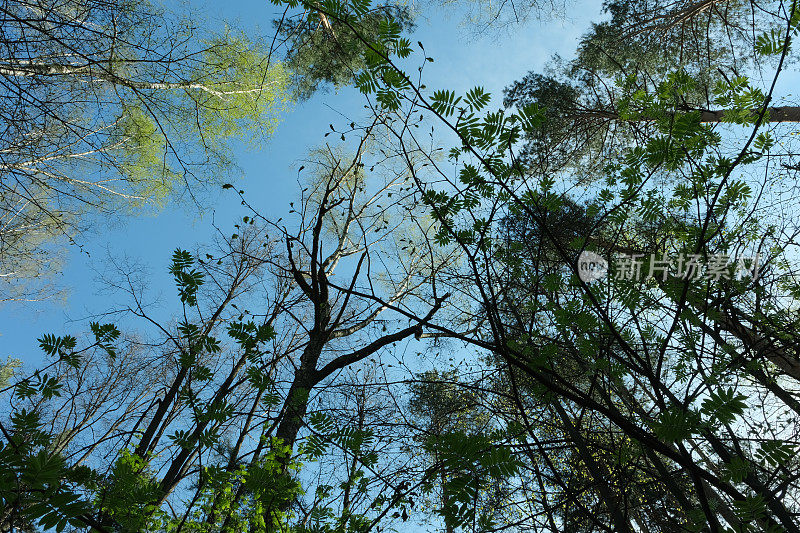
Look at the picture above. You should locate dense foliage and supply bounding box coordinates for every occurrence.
[4,0,800,530]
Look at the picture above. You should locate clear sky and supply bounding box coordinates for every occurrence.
[0,0,602,369]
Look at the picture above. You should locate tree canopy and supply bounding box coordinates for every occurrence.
[0,0,292,302]
[4,0,800,531]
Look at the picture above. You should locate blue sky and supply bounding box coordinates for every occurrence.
[0,0,602,368]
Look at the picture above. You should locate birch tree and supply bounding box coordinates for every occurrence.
[0,0,291,303]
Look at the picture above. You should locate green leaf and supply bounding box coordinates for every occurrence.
[37,334,77,358]
[169,249,204,306]
[755,29,787,55]
[756,440,795,467]
[652,407,701,442]
[723,456,750,483]
[431,89,461,117]
[701,388,748,425]
[465,86,491,111]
